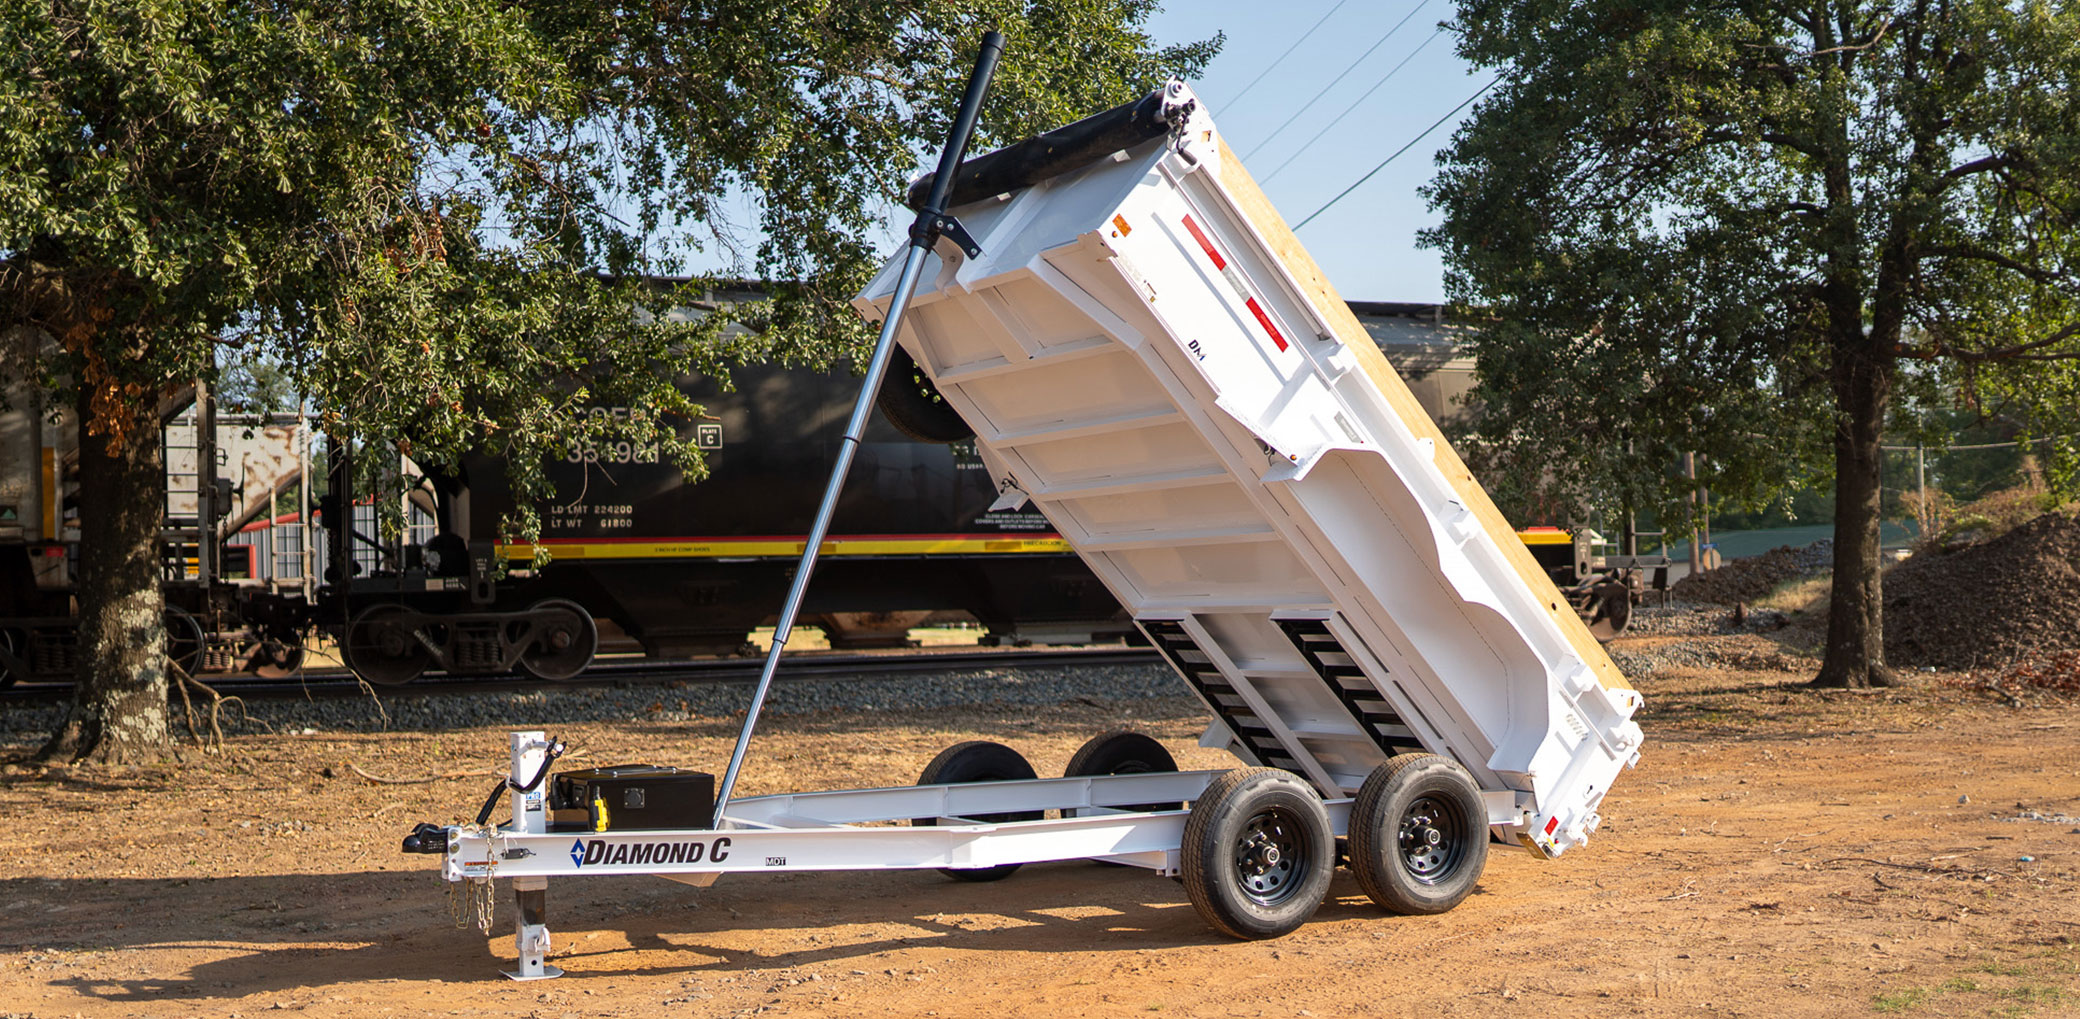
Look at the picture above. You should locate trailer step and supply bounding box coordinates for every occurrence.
[1276,617,1427,758]
[1139,619,1297,772]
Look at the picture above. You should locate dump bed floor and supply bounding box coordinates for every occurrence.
[857,84,1642,856]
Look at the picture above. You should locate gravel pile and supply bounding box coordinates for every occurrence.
[1620,600,1725,636]
[1607,639,1809,678]
[1886,512,2080,669]
[0,662,1193,738]
[1670,540,1833,605]
[1605,602,1814,679]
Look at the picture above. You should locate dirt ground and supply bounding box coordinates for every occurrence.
[3,647,2078,1018]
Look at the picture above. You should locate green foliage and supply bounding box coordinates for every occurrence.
[3,0,564,435]
[1425,1,2080,536]
[2,0,1214,537]
[1871,986,1931,1012]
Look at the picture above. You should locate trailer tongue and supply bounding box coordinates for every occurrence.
[407,54,1643,980]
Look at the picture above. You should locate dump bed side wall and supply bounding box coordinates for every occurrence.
[1210,139,1628,692]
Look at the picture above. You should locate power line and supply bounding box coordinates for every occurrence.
[1260,28,1442,185]
[1291,79,1496,232]
[1239,2,1432,162]
[1214,0,1352,112]
[1881,435,2078,452]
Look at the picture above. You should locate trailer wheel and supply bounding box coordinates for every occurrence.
[1064,731,1180,816]
[912,740,1042,882]
[1348,753,1488,915]
[1181,768,1334,940]
[516,599,598,682]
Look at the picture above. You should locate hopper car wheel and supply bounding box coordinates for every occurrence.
[516,599,597,682]
[345,604,430,686]
[1348,753,1488,915]
[911,740,1042,882]
[247,635,306,679]
[163,608,206,678]
[1585,580,1634,641]
[0,627,20,689]
[1181,768,1334,940]
[1063,731,1181,819]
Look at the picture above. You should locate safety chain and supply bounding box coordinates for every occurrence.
[446,875,497,933]
[444,824,500,933]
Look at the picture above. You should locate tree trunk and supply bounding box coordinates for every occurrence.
[1812,341,1899,689]
[38,390,174,764]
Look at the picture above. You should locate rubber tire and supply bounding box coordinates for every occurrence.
[1063,730,1180,817]
[1348,753,1489,915]
[874,346,974,443]
[911,740,1041,882]
[516,599,598,682]
[1180,768,1335,940]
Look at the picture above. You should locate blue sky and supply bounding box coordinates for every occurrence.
[1145,2,1483,304]
[668,4,1483,303]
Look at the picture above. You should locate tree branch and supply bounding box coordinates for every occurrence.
[1924,243,2073,286]
[1941,152,2010,183]
[1898,321,2080,363]
[1808,18,1891,57]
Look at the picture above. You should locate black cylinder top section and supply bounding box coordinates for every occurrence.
[905,87,1177,212]
[917,30,1006,217]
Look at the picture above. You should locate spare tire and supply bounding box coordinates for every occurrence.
[875,346,974,443]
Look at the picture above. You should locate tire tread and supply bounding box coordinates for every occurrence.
[1349,752,1488,915]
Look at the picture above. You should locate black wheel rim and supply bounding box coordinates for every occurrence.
[1233,807,1310,906]
[1397,794,1467,885]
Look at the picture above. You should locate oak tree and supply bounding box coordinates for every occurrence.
[2,0,1211,762]
[1425,0,2080,687]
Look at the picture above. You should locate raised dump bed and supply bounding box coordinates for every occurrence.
[408,68,1644,981]
[853,81,1643,858]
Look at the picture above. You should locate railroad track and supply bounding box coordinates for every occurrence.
[0,645,1163,702]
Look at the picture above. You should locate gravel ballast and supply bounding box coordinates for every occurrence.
[0,662,1194,741]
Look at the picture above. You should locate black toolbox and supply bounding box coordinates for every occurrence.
[550,764,715,832]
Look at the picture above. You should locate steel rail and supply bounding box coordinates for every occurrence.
[0,645,1163,703]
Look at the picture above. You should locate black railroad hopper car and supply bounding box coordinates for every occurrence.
[323,359,1131,684]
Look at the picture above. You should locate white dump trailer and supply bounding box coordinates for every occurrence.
[855,81,1644,852]
[410,56,1643,980]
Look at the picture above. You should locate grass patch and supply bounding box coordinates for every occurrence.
[1755,575,1831,613]
[1999,985,2069,1004]
[1873,987,1931,1012]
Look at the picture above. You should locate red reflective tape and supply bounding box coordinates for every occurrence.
[1180,214,1225,270]
[1544,816,1560,836]
[1245,297,1289,351]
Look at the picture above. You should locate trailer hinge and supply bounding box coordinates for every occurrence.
[910,213,982,260]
